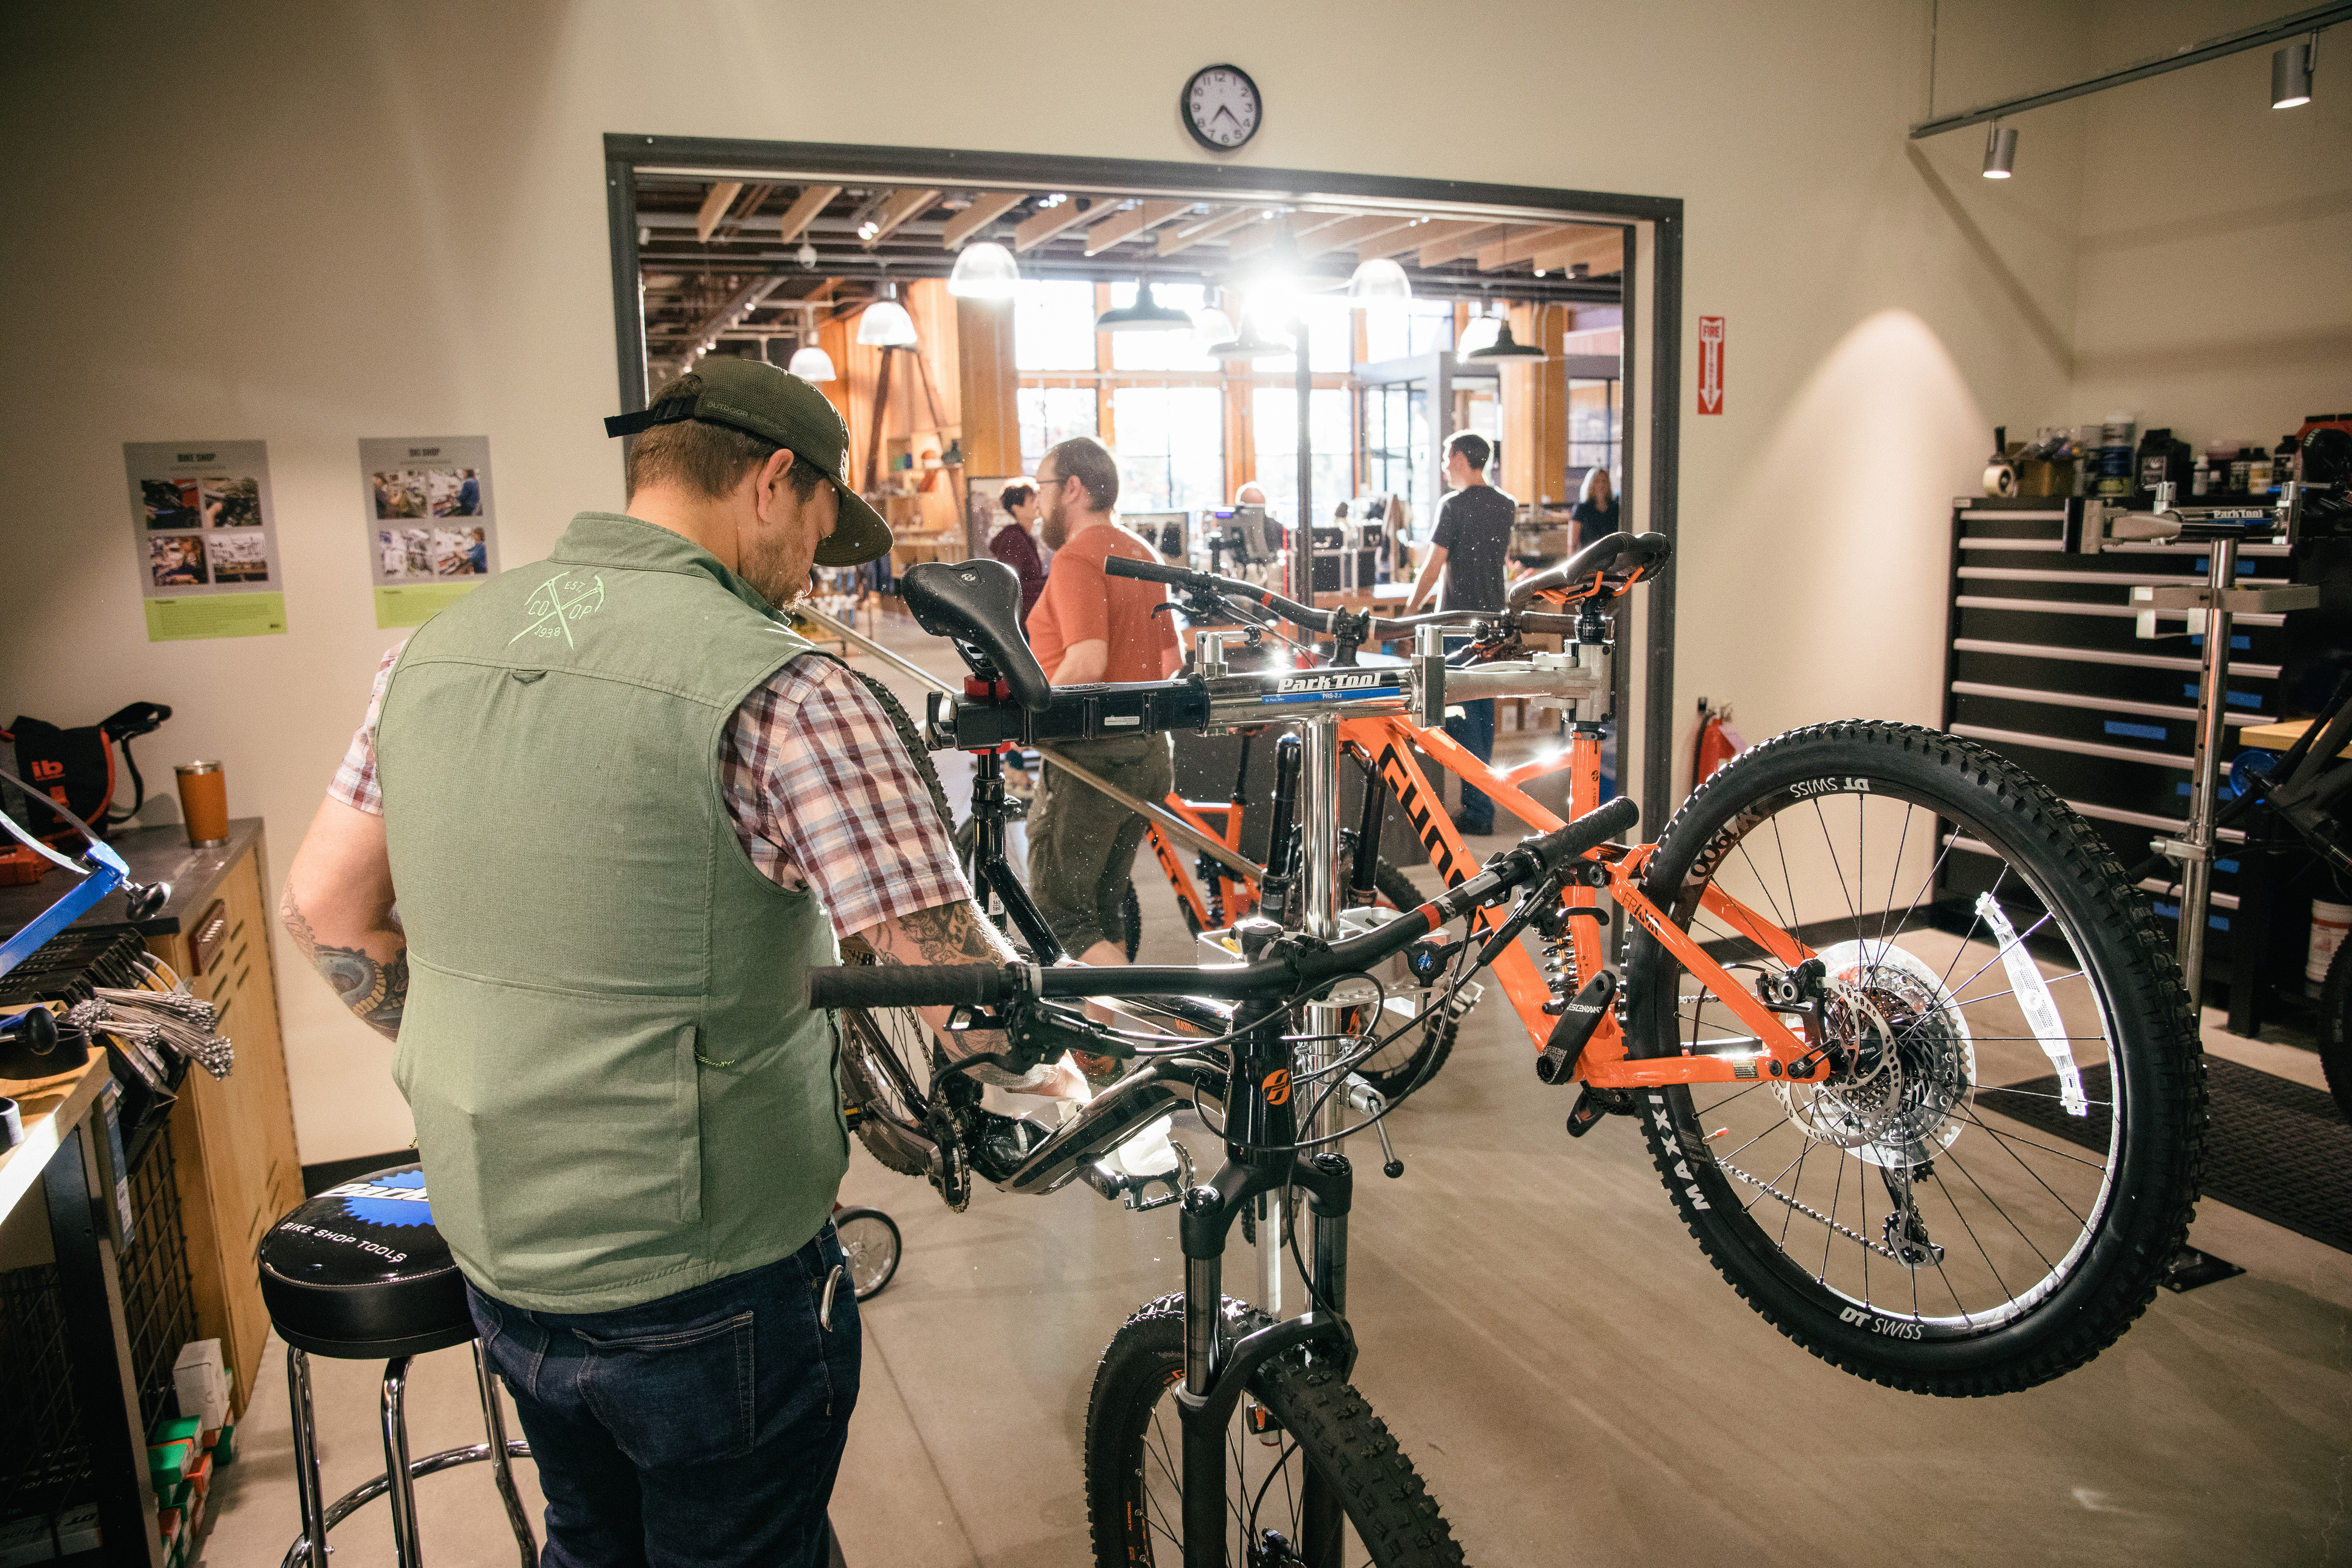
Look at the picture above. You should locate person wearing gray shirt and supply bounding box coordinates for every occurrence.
[1406,432,1516,834]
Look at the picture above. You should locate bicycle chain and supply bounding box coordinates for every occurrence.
[1713,1156,1902,1263]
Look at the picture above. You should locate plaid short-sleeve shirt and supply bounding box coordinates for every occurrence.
[333,642,966,939]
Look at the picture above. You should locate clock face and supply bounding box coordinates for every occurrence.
[1183,64,1262,150]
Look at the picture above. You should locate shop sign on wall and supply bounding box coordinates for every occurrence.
[122,440,288,641]
[1697,316,1725,415]
[358,436,500,628]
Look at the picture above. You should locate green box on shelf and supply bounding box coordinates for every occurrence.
[150,1413,201,1448]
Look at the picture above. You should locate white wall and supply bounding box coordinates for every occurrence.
[5,1,2330,1163]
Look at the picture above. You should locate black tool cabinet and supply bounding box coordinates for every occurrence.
[1938,496,2327,1033]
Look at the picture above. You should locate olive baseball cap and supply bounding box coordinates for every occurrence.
[605,357,893,567]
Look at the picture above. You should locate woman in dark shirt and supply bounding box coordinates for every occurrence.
[989,479,1048,622]
[1570,467,1620,550]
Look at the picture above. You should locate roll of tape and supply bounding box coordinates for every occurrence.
[1,1097,21,1151]
[1984,462,2018,498]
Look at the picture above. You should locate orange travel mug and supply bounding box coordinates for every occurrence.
[175,762,229,848]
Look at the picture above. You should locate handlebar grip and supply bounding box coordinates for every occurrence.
[1534,796,1639,867]
[807,963,1010,1011]
[1102,557,1195,586]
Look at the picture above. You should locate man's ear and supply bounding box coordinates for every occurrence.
[752,448,798,520]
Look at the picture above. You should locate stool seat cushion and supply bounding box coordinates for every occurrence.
[260,1164,475,1358]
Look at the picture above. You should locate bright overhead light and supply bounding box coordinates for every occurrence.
[2272,36,2315,107]
[1456,315,1503,355]
[797,241,817,269]
[1192,307,1236,347]
[1464,316,1548,361]
[787,345,837,382]
[857,295,918,347]
[1095,280,1194,333]
[947,241,1020,300]
[1345,256,1412,312]
[1207,316,1293,359]
[1982,121,2017,179]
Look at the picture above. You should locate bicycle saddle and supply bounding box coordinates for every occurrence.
[1506,531,1673,612]
[901,560,1052,712]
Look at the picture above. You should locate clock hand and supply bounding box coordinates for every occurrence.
[1211,103,1240,127]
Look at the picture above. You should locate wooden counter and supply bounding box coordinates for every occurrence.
[0,819,301,1418]
[2239,717,2352,756]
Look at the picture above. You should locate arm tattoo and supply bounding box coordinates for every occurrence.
[281,887,409,1041]
[860,899,1039,1086]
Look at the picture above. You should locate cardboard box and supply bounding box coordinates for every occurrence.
[173,1339,228,1432]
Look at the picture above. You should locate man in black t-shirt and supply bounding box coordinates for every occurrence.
[1406,432,1516,834]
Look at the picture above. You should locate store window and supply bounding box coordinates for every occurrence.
[1019,386,1099,477]
[1109,386,1223,512]
[1360,383,1428,529]
[1245,293,1353,374]
[1015,280,1097,371]
[1567,378,1620,494]
[1361,304,1453,365]
[1109,283,1219,372]
[1251,386,1352,524]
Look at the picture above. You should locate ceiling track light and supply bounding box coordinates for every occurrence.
[1982,121,2018,179]
[2273,32,2316,107]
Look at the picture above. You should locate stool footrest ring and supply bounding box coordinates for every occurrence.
[279,1439,532,1568]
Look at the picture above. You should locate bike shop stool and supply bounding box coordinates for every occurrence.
[258,1162,535,1568]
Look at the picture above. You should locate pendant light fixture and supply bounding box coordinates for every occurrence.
[1206,313,1293,359]
[787,343,837,381]
[2272,34,2316,107]
[1345,255,1412,312]
[1463,312,1548,362]
[1094,280,1194,332]
[947,241,1020,299]
[1456,312,1502,357]
[1982,121,2018,178]
[856,280,919,347]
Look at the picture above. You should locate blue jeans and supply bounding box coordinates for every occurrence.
[469,1226,860,1568]
[1444,698,1497,830]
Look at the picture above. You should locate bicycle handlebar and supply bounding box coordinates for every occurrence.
[805,795,1638,1012]
[1105,555,1488,642]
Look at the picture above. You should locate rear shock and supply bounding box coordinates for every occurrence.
[1258,734,1304,927]
[1347,753,1389,907]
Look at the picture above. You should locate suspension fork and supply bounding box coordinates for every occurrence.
[1178,997,1355,1566]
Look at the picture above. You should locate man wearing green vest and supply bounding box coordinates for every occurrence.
[280,358,1071,1567]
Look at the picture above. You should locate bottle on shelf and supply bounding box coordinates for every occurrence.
[2096,413,2135,499]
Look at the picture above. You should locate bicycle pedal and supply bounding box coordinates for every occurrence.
[1565,1084,1635,1137]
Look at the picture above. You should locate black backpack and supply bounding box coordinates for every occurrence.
[2,702,171,846]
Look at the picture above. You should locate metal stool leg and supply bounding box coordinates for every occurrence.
[285,1345,330,1568]
[380,1355,424,1567]
[472,1340,537,1566]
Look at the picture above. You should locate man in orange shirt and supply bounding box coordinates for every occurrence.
[1023,436,1181,965]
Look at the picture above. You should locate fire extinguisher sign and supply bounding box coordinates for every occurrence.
[1697,316,1725,415]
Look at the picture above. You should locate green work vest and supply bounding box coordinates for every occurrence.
[375,512,846,1314]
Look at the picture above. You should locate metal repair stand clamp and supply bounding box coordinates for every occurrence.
[2090,482,2318,1009]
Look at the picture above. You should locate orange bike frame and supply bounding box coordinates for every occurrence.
[1145,718,1824,1088]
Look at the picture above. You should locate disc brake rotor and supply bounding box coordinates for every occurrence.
[1774,940,1976,1170]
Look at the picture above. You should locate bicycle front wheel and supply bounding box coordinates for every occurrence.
[832,1206,902,1300]
[1085,1294,1463,1568]
[1624,722,2203,1395]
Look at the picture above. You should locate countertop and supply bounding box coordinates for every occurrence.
[0,818,266,941]
[0,1049,107,1226]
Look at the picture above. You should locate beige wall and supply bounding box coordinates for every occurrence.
[1,1,2340,1162]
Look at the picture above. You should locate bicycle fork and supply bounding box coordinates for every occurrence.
[1176,999,1357,1567]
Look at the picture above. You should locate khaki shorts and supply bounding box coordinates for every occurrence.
[1027,733,1173,958]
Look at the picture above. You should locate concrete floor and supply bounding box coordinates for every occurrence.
[199,602,2352,1567]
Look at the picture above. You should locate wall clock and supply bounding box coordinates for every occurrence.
[1181,64,1262,152]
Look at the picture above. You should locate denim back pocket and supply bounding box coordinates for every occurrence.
[576,1309,756,1468]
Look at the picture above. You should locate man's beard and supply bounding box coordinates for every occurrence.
[738,531,807,611]
[1040,498,1068,552]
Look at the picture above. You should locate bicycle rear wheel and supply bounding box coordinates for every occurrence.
[832,1206,902,1300]
[1624,721,2203,1395]
[1336,861,1461,1101]
[1084,1294,1463,1568]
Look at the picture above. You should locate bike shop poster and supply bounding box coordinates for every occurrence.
[122,439,287,641]
[357,435,501,628]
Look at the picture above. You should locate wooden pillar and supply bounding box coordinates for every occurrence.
[956,296,1020,477]
[1501,303,1570,505]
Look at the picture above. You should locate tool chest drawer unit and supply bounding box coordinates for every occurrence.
[1939,496,2331,1028]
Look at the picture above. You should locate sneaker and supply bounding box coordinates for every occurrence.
[1452,814,1495,837]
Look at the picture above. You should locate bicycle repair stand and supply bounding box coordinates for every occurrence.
[2081,481,2317,1009]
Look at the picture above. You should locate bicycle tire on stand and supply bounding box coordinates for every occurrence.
[1623,721,2204,1396]
[1084,1294,1464,1568]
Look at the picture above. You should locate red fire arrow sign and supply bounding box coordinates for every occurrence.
[1697,316,1724,415]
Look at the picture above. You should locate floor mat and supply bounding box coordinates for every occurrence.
[1994,1055,2351,1255]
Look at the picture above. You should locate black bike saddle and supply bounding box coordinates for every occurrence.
[900,559,1053,712]
[1506,531,1673,612]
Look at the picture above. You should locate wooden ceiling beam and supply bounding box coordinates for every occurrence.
[1477,223,1611,272]
[695,181,745,243]
[1012,196,1097,253]
[1356,217,1469,260]
[1158,206,1254,255]
[1417,222,1514,268]
[1527,227,1626,277]
[775,185,840,246]
[1296,213,1423,261]
[1084,199,1192,256]
[942,191,1025,249]
[863,187,941,249]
